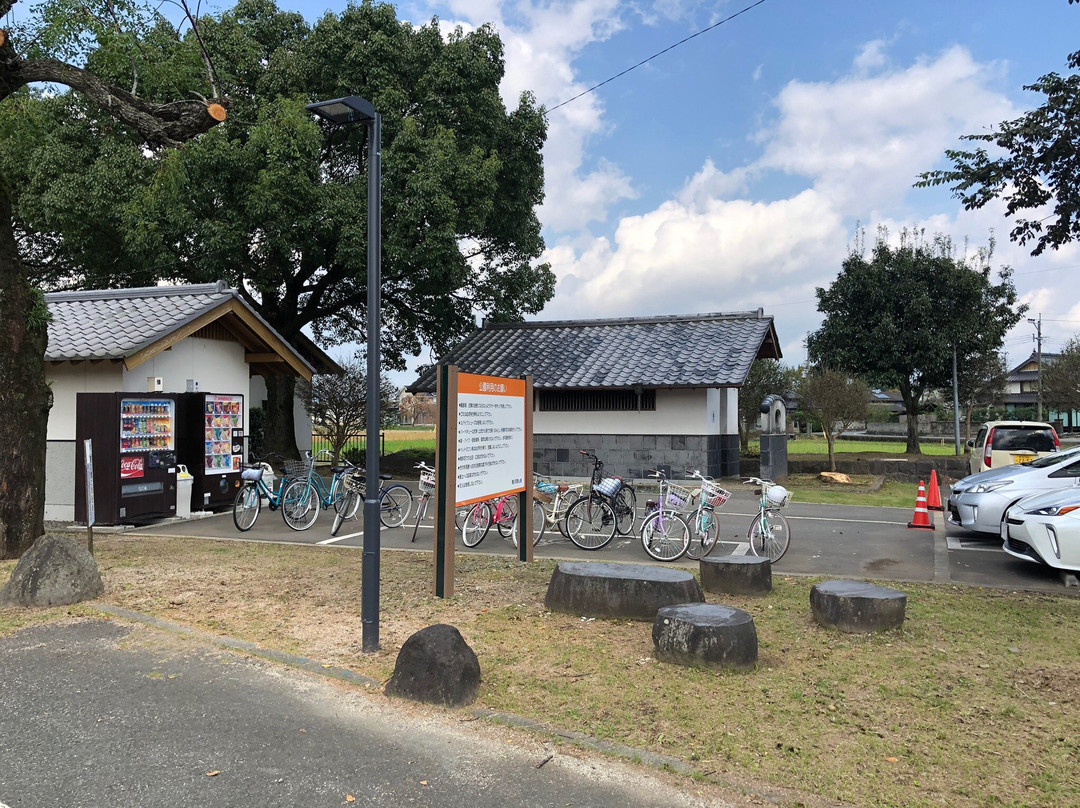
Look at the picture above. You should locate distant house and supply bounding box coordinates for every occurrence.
[44,282,339,521]
[1004,351,1079,429]
[408,310,782,480]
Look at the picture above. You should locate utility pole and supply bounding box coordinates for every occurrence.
[1028,315,1043,420]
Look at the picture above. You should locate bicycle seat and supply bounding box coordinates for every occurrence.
[557,484,570,493]
[331,465,350,474]
[379,473,393,480]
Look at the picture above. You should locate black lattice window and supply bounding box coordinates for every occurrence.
[538,389,656,412]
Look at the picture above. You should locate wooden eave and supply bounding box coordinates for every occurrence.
[123,299,314,381]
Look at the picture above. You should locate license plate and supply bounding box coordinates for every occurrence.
[1012,453,1034,464]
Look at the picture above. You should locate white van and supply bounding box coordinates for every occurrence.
[968,420,1059,475]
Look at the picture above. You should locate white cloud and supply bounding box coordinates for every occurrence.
[539,42,1044,366]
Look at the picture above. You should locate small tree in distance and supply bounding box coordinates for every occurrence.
[1043,337,1080,427]
[298,358,399,467]
[799,369,871,471]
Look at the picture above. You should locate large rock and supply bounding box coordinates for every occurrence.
[0,534,104,607]
[385,624,481,707]
[544,561,704,621]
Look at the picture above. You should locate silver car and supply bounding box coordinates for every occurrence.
[948,444,1080,536]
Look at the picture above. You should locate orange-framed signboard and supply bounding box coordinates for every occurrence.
[454,372,527,507]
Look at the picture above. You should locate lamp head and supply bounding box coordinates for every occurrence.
[305,95,376,124]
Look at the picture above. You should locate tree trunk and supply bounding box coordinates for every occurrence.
[900,384,921,455]
[825,432,836,472]
[263,375,301,461]
[0,181,51,559]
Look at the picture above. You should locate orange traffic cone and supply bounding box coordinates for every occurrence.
[907,480,934,529]
[926,469,944,512]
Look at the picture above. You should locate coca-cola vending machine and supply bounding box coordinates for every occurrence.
[176,392,245,510]
[75,393,179,524]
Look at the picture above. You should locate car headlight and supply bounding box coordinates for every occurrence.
[969,480,1013,494]
[1025,503,1080,516]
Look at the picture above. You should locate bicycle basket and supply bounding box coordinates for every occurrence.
[241,467,263,482]
[533,489,552,504]
[766,485,791,507]
[595,476,622,497]
[700,479,731,508]
[344,472,366,494]
[282,458,311,480]
[665,483,693,510]
[419,470,436,493]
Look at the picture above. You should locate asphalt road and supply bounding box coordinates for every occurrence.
[0,620,735,808]
[133,486,1077,593]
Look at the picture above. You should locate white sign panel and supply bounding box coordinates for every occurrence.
[455,373,526,507]
[84,438,95,527]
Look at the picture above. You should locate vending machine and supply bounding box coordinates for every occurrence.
[176,392,245,510]
[75,393,179,524]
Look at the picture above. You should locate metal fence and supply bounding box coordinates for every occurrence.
[311,432,387,459]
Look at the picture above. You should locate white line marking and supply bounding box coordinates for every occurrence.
[316,533,359,545]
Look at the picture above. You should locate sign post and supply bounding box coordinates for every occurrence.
[83,438,95,555]
[434,368,530,596]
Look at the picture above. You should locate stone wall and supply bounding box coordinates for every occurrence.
[533,433,739,481]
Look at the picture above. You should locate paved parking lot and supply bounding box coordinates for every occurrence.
[133,486,1078,594]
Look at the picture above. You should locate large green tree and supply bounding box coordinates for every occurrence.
[7,0,553,459]
[807,229,1024,454]
[0,0,228,558]
[916,2,1080,256]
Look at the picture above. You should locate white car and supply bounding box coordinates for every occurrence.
[1002,489,1080,571]
[947,444,1080,536]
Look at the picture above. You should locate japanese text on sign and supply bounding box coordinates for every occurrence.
[455,373,526,506]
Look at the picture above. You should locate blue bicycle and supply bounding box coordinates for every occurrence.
[233,453,289,531]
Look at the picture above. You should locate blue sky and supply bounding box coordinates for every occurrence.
[311,0,1072,375]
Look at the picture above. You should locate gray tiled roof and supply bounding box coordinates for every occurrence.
[408,311,781,392]
[45,282,236,361]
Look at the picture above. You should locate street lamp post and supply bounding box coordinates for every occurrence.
[306,95,382,652]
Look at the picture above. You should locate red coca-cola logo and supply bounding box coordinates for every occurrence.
[120,456,144,479]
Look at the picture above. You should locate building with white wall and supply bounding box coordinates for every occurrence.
[408,311,782,480]
[44,282,337,521]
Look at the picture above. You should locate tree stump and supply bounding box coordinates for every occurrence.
[810,580,907,633]
[700,555,772,595]
[544,561,704,621]
[653,603,757,670]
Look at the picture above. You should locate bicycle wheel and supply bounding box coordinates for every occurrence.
[379,484,412,528]
[564,496,616,550]
[461,501,492,547]
[748,509,791,563]
[281,479,320,531]
[531,499,547,545]
[640,511,690,562]
[495,496,519,538]
[331,489,360,536]
[613,486,637,535]
[685,508,719,560]
[232,484,261,532]
[513,499,546,549]
[328,475,348,514]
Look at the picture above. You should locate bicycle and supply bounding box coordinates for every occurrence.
[232,453,288,531]
[279,450,358,531]
[743,476,792,563]
[682,469,732,560]
[581,450,637,535]
[529,474,583,546]
[329,468,413,537]
[638,469,691,561]
[410,462,438,542]
[459,492,518,548]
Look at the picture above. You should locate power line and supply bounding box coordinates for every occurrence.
[547,0,768,113]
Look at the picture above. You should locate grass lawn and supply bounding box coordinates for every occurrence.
[4,536,1077,808]
[764,437,961,457]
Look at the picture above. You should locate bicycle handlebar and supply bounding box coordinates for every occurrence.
[742,476,773,486]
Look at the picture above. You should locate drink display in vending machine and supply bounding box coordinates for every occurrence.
[176,392,245,510]
[75,393,179,525]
